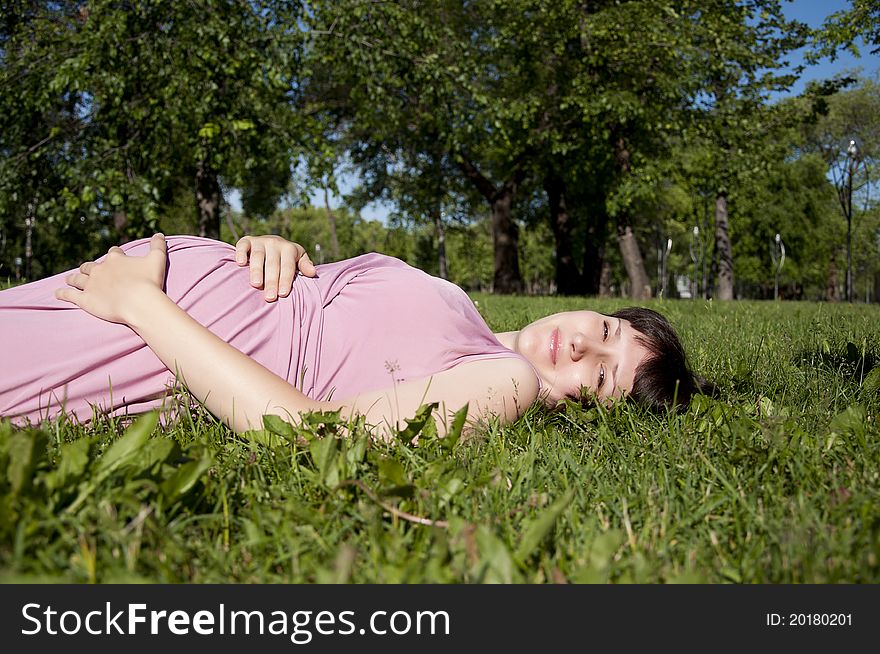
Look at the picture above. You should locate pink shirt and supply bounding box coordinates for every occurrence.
[0,236,532,424]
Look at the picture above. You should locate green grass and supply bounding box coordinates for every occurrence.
[2,297,879,583]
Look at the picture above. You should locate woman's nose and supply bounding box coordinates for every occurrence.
[570,332,607,362]
[570,333,589,361]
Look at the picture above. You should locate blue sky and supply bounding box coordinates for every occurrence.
[231,1,878,221]
[779,0,877,97]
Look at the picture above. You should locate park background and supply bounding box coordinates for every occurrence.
[2,0,879,303]
[1,1,880,584]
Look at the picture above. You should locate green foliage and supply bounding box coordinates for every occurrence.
[811,0,880,60]
[1,0,311,275]
[2,299,880,583]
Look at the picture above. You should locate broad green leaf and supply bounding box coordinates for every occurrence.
[263,414,295,441]
[132,438,179,475]
[829,405,867,440]
[861,367,880,396]
[475,526,520,584]
[160,454,213,501]
[442,403,468,450]
[398,402,438,441]
[241,429,288,448]
[95,412,156,475]
[309,436,338,487]
[378,458,408,487]
[345,435,368,466]
[7,431,48,495]
[43,438,92,492]
[514,489,575,564]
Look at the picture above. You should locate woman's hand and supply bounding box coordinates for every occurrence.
[235,235,317,302]
[55,233,168,325]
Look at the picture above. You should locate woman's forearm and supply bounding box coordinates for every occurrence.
[126,287,326,432]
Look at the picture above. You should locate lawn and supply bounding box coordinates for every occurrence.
[1,296,878,583]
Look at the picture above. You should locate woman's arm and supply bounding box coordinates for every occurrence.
[57,235,538,437]
[56,234,326,432]
[128,290,537,437]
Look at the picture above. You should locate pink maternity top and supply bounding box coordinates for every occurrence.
[0,236,534,424]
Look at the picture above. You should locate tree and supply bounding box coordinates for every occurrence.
[680,0,807,300]
[814,0,880,60]
[1,0,308,275]
[798,77,880,301]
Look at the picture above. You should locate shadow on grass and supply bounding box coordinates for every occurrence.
[792,342,877,381]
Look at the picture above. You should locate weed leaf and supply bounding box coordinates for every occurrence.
[862,367,880,396]
[7,431,48,495]
[43,438,92,492]
[95,412,157,475]
[515,489,575,564]
[160,453,214,501]
[443,403,468,450]
[263,415,295,440]
[309,436,339,487]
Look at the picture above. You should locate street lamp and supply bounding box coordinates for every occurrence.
[770,233,785,300]
[833,138,866,302]
[689,226,704,299]
[657,237,672,298]
[845,140,859,302]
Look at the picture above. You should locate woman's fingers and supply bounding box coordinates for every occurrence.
[249,247,265,288]
[54,286,84,306]
[235,236,251,266]
[277,252,297,298]
[263,254,281,300]
[298,252,317,278]
[79,261,94,274]
[108,245,125,256]
[149,233,166,256]
[235,235,319,299]
[65,272,89,290]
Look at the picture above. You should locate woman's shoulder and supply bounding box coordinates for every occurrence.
[442,356,541,404]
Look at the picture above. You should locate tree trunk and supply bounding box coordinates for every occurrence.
[113,211,131,244]
[617,217,651,300]
[544,172,581,295]
[323,187,340,260]
[826,258,840,302]
[195,160,221,240]
[612,136,650,299]
[491,188,522,293]
[457,156,525,294]
[582,198,609,296]
[599,258,613,298]
[714,191,734,300]
[434,209,448,280]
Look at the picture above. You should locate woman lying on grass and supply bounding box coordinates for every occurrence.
[0,234,707,438]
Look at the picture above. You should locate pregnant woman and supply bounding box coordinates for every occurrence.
[0,234,705,438]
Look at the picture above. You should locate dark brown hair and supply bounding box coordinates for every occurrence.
[611,307,714,412]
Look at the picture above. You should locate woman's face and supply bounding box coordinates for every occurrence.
[514,310,650,406]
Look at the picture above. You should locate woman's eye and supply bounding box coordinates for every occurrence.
[598,366,606,389]
[603,321,608,341]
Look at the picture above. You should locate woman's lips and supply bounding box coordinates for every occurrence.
[551,328,559,365]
